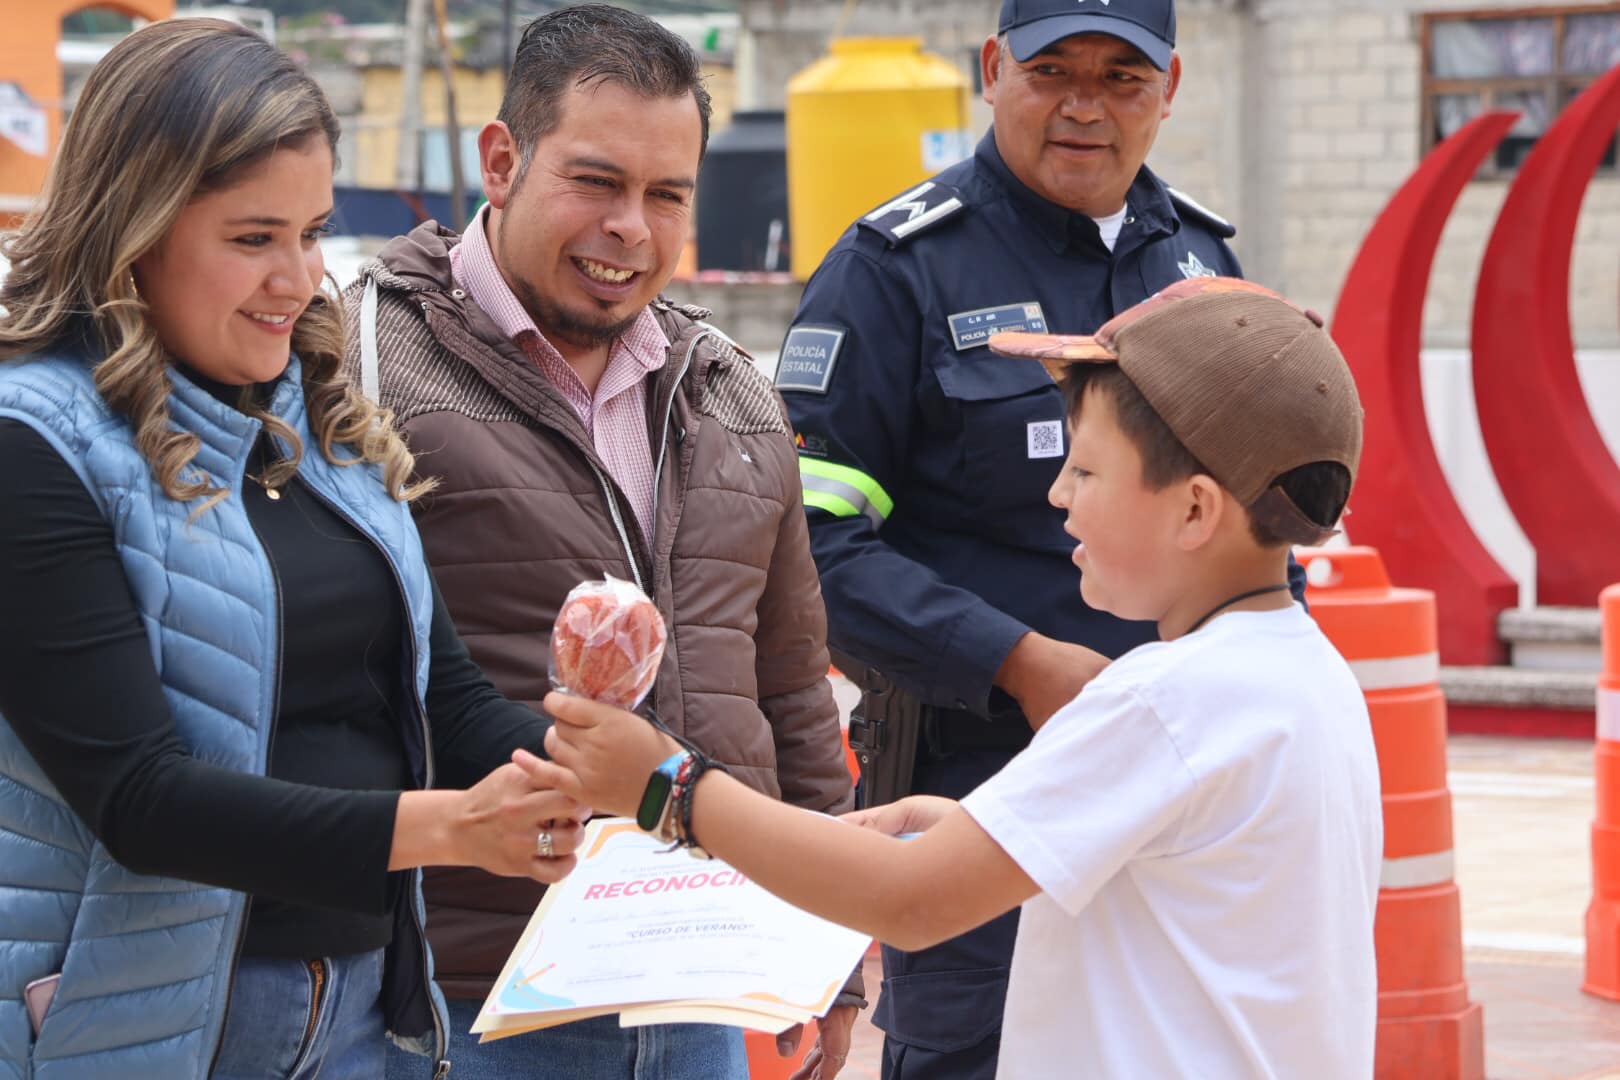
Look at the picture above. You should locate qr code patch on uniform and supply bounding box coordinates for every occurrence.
[1027,420,1064,459]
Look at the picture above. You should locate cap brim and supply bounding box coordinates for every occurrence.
[989,331,1117,384]
[1005,14,1172,69]
[1248,486,1342,548]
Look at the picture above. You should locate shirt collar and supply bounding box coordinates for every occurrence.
[975,130,1178,255]
[1126,167,1177,239]
[451,204,669,374]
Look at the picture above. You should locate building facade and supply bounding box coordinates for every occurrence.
[738,0,1620,349]
[731,0,1620,599]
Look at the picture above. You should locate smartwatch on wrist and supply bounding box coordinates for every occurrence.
[637,750,689,836]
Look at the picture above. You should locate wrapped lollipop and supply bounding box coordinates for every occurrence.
[549,576,666,710]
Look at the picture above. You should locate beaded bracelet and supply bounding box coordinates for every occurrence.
[643,713,726,856]
[673,752,708,858]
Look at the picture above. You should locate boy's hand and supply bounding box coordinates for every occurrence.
[843,795,957,837]
[539,691,681,817]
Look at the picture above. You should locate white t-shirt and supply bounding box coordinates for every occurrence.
[1091,205,1129,251]
[961,604,1382,1080]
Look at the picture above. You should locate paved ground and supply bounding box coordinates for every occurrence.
[826,735,1620,1080]
[1450,736,1620,1079]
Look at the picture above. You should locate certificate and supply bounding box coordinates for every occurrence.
[474,818,871,1039]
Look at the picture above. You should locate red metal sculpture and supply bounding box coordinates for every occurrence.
[1329,112,1521,664]
[1473,66,1620,607]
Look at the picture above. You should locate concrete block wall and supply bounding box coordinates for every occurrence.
[1135,0,1253,274]
[662,278,805,357]
[1154,0,1620,348]
[743,0,1620,349]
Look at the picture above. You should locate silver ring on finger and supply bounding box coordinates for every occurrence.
[537,829,554,858]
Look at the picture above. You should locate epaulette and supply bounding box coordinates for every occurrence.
[856,181,967,246]
[1167,187,1236,239]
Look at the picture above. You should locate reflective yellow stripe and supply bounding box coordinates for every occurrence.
[804,489,864,520]
[799,458,894,528]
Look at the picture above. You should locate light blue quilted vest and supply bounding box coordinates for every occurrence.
[0,350,448,1079]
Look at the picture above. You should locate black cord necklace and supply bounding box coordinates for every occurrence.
[1184,584,1293,636]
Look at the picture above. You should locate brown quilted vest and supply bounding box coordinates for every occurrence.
[343,223,854,997]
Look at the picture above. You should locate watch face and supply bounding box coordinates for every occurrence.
[636,771,674,832]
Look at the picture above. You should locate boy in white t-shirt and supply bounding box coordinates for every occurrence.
[530,277,1384,1079]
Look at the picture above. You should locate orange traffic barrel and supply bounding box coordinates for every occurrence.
[1298,546,1485,1080]
[1584,583,1620,997]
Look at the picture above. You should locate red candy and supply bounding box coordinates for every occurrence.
[549,577,666,709]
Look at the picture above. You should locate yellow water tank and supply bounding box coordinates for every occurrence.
[786,37,973,280]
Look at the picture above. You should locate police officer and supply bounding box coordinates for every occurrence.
[777,1,1306,1076]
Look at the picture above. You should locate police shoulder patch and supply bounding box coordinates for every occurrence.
[856,181,967,247]
[1167,186,1237,240]
[775,325,846,394]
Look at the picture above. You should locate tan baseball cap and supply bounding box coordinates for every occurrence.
[989,277,1362,546]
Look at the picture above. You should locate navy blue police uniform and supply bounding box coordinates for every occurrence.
[777,132,1306,1079]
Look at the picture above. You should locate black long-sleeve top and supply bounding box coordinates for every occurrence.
[0,381,548,958]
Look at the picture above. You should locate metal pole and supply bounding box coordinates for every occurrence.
[501,0,516,85]
[430,0,467,231]
[396,0,428,190]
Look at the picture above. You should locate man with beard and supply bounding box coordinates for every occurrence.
[350,7,860,1078]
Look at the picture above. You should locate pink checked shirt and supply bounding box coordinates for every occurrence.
[451,207,669,540]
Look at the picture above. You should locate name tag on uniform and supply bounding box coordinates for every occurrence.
[947,302,1048,352]
[775,326,846,394]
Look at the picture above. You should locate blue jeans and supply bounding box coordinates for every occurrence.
[384,997,747,1080]
[212,950,386,1080]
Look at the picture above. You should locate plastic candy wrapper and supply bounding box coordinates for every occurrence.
[549,577,667,710]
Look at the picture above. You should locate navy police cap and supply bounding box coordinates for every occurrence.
[998,0,1176,70]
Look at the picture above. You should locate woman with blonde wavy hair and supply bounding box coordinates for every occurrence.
[0,19,587,1080]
